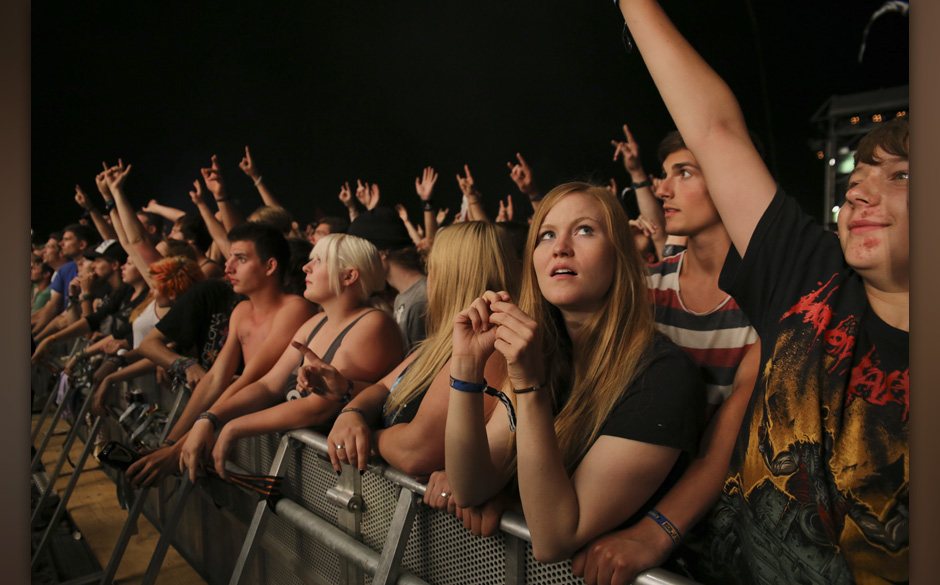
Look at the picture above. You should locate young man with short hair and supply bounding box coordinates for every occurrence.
[646,132,758,415]
[31,223,100,336]
[128,222,315,488]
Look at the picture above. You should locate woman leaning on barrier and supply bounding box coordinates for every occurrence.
[445,183,706,563]
[304,221,520,479]
[178,233,403,480]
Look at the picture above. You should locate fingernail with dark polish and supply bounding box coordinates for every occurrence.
[336,469,342,476]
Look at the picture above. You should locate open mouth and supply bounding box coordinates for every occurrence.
[551,268,577,277]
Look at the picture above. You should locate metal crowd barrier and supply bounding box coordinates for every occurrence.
[140,428,700,585]
[31,346,700,585]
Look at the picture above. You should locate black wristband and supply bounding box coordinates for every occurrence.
[423,200,434,212]
[104,200,116,212]
[198,411,222,432]
[632,178,653,190]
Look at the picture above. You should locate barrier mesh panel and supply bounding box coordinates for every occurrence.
[525,553,585,584]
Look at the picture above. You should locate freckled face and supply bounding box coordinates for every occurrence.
[837,148,909,287]
[532,193,615,316]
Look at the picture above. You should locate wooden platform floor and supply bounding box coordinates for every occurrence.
[32,413,207,585]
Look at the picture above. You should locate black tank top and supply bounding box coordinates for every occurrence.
[283,310,377,401]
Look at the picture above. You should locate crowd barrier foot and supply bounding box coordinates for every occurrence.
[32,384,97,527]
[32,415,105,572]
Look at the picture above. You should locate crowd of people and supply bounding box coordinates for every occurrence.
[30,2,908,584]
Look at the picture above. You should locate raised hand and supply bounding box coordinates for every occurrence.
[606,177,619,199]
[453,290,511,365]
[189,179,206,206]
[200,155,226,198]
[94,168,113,200]
[507,152,537,197]
[291,341,351,402]
[367,183,380,209]
[237,145,259,179]
[394,204,410,224]
[103,159,132,192]
[415,166,438,201]
[496,195,514,222]
[611,124,646,178]
[436,207,450,224]
[456,165,479,199]
[487,297,543,390]
[338,182,354,207]
[142,199,161,214]
[74,185,92,210]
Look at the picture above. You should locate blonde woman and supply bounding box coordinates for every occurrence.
[179,233,403,480]
[311,222,520,479]
[446,183,706,562]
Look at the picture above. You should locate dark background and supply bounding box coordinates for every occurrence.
[30,1,909,239]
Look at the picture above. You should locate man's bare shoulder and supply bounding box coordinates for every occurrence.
[274,295,316,322]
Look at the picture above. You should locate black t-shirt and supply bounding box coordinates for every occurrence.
[701,190,909,585]
[598,334,706,528]
[85,283,148,343]
[156,279,239,370]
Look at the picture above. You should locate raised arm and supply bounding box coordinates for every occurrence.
[414,166,440,242]
[618,0,775,254]
[103,160,162,268]
[571,340,761,585]
[446,293,519,507]
[201,155,244,232]
[188,179,232,258]
[141,199,185,222]
[338,182,359,222]
[457,165,488,222]
[238,145,281,208]
[74,184,117,241]
[611,124,666,258]
[507,152,542,213]
[395,204,423,247]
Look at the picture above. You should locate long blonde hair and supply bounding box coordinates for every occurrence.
[515,182,656,473]
[384,222,520,417]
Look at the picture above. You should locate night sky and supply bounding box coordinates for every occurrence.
[30,1,909,240]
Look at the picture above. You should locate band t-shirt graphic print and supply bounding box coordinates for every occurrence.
[702,190,908,585]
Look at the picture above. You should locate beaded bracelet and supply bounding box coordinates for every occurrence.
[647,509,682,546]
[339,407,365,417]
[449,376,487,393]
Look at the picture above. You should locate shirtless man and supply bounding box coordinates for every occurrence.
[127,222,314,488]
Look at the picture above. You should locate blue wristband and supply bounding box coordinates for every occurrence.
[647,509,682,546]
[449,376,487,393]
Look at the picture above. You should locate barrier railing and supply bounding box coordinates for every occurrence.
[32,350,701,585]
[142,427,701,585]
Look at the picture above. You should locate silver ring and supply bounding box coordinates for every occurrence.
[336,445,345,450]
[441,492,449,498]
